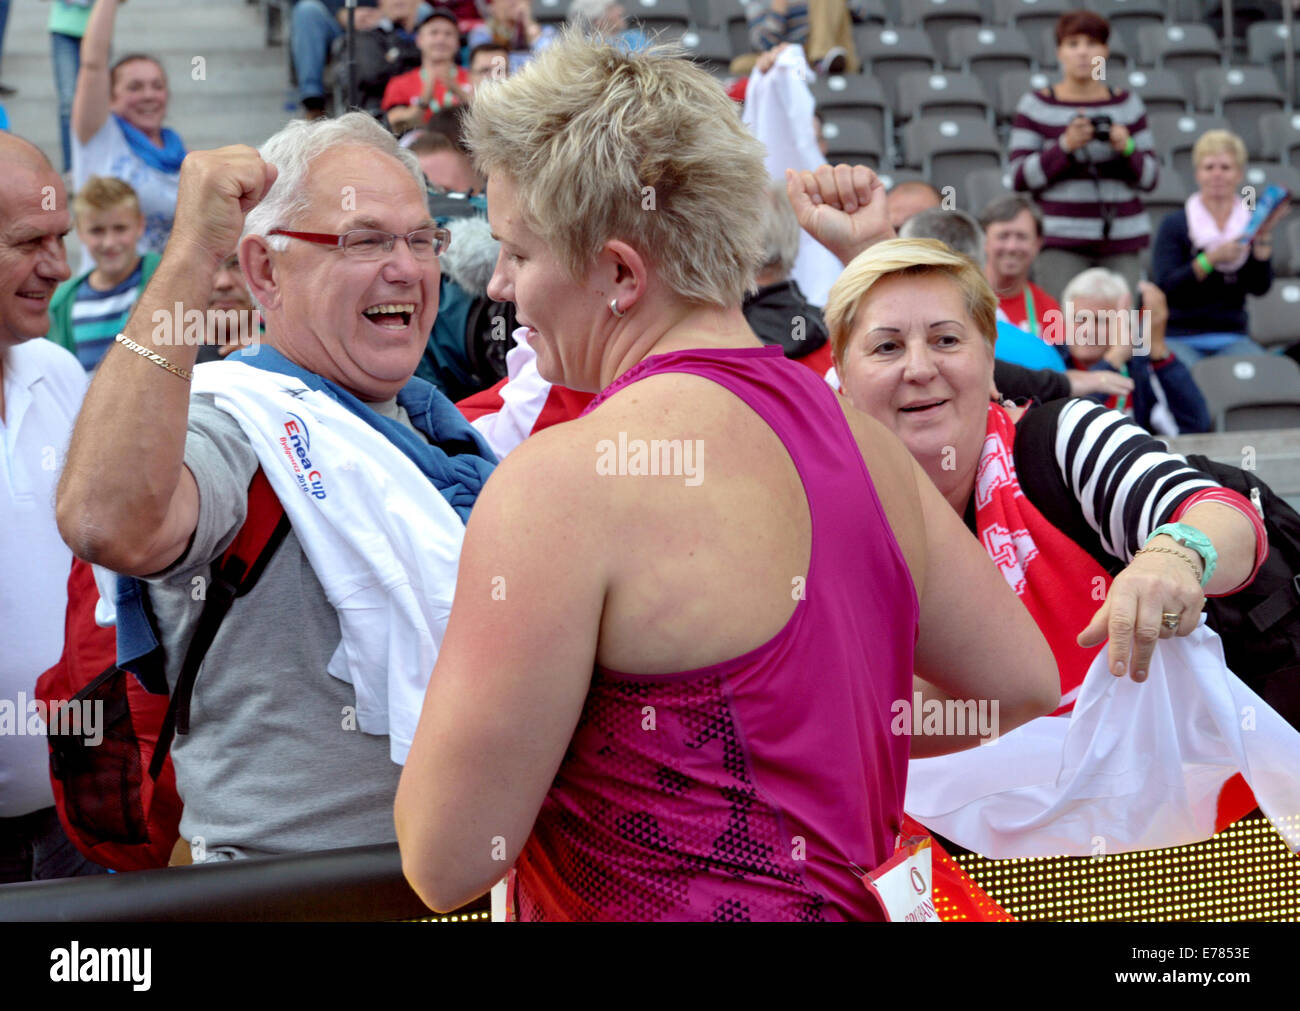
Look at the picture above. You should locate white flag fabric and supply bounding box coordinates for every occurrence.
[741,44,844,309]
[905,622,1300,857]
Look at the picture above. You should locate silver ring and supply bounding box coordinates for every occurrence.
[609,298,626,318]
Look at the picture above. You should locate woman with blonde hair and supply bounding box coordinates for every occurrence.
[1151,128,1290,363]
[395,33,1060,921]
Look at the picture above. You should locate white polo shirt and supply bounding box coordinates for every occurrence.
[0,337,86,816]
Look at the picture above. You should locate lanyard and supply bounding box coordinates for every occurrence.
[1022,284,1038,337]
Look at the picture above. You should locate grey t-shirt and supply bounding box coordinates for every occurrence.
[145,393,420,861]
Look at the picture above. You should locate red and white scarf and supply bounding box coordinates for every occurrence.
[973,403,1110,713]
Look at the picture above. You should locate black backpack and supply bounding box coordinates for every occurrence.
[1183,454,1300,730]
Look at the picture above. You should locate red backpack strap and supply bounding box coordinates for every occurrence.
[149,468,289,778]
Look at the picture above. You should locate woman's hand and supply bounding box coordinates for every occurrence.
[1108,122,1131,154]
[387,104,423,134]
[786,163,894,267]
[1206,239,1249,266]
[1077,541,1206,681]
[1067,368,1134,399]
[755,42,790,74]
[1059,114,1094,153]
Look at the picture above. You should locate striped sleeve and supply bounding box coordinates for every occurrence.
[1053,399,1219,562]
[1008,91,1071,193]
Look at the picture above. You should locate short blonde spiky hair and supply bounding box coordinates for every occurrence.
[824,238,998,368]
[1192,129,1247,172]
[72,176,142,222]
[464,29,768,307]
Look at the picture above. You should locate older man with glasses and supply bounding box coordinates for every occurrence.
[57,113,495,864]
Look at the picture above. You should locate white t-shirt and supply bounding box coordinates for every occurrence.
[72,116,180,255]
[0,338,87,816]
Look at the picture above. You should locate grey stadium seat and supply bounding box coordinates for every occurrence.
[1148,111,1231,191]
[895,70,992,126]
[706,0,749,56]
[902,115,1003,196]
[1276,217,1300,276]
[626,0,695,35]
[1143,170,1190,241]
[1256,110,1300,171]
[810,74,890,152]
[854,26,939,107]
[1248,280,1300,347]
[533,0,568,25]
[898,0,986,67]
[1137,23,1221,96]
[819,116,883,170]
[1191,353,1300,431]
[992,0,1074,58]
[1193,66,1285,160]
[995,69,1052,123]
[1243,162,1300,199]
[964,165,1017,214]
[677,28,733,75]
[1118,68,1189,118]
[1090,0,1167,58]
[947,25,1035,100]
[1247,21,1300,105]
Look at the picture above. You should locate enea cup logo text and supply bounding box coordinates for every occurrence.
[279,412,327,500]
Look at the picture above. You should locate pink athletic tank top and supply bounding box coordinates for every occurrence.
[513,346,919,921]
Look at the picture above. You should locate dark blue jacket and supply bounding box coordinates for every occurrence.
[1066,350,1212,435]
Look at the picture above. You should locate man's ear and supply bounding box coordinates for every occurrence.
[240,236,281,312]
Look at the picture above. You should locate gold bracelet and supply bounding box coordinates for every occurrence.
[1135,544,1202,583]
[114,333,193,382]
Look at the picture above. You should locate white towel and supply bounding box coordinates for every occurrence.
[191,361,466,765]
[905,621,1300,857]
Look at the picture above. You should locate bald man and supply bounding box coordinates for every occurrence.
[886,179,941,233]
[0,133,104,882]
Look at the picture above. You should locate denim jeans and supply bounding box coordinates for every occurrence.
[292,0,434,104]
[51,31,82,174]
[0,1,9,74]
[0,806,111,884]
[1164,333,1269,365]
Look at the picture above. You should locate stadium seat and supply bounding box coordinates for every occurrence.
[851,0,891,26]
[1272,217,1300,276]
[533,0,568,25]
[810,74,890,151]
[1148,111,1231,190]
[1247,282,1300,348]
[947,26,1035,99]
[627,0,695,35]
[818,116,883,169]
[706,0,749,56]
[1247,21,1300,106]
[878,167,929,190]
[854,26,939,107]
[1256,110,1300,171]
[995,69,1052,123]
[677,27,733,75]
[1243,162,1300,199]
[1137,23,1222,95]
[895,71,992,126]
[902,116,1002,196]
[993,0,1074,54]
[1193,67,1285,159]
[1089,0,1167,59]
[1191,353,1300,431]
[899,0,986,67]
[1143,169,1190,240]
[964,165,1016,214]
[1117,68,1188,117]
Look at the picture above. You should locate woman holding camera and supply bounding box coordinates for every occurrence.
[1009,11,1159,302]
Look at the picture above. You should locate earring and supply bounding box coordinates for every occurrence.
[609,298,626,318]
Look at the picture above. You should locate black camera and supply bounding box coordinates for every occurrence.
[1090,115,1112,142]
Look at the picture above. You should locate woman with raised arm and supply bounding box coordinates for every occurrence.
[72,0,185,255]
[395,34,1060,921]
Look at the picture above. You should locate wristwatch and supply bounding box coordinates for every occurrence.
[1146,523,1217,588]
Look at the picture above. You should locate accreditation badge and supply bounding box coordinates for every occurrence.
[857,836,940,922]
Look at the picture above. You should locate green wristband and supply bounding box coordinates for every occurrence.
[1196,252,1213,274]
[1123,136,1136,156]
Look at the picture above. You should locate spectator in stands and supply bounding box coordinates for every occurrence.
[384,7,472,135]
[1060,269,1211,435]
[567,0,648,51]
[1009,10,1159,300]
[979,194,1062,344]
[886,179,940,233]
[345,0,428,114]
[48,0,93,174]
[1152,129,1288,364]
[468,41,510,87]
[48,177,160,372]
[744,181,832,371]
[466,0,556,73]
[0,132,107,884]
[73,0,186,257]
[899,207,1066,374]
[396,33,1059,919]
[57,113,496,863]
[738,0,857,76]
[197,252,258,363]
[291,1,435,119]
[819,233,1263,715]
[408,129,483,193]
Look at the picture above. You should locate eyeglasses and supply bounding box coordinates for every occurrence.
[269,227,451,260]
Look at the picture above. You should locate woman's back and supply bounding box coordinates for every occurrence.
[512,346,923,920]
